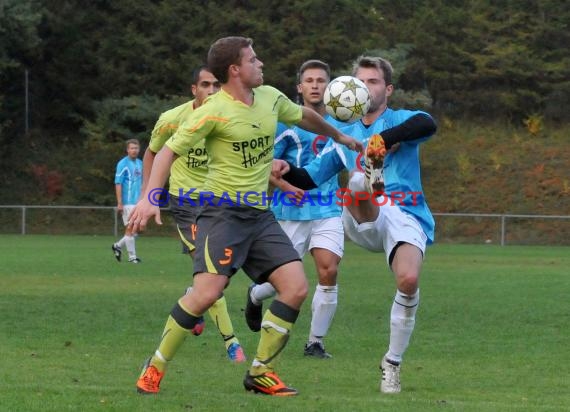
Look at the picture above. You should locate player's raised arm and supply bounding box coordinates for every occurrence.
[375,113,437,150]
[297,106,363,153]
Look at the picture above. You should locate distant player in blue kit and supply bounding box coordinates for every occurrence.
[278,56,437,393]
[112,138,143,263]
[245,60,345,359]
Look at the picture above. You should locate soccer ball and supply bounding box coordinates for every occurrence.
[324,76,371,122]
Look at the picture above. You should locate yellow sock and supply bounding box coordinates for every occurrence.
[207,295,238,348]
[250,302,297,375]
[150,299,201,372]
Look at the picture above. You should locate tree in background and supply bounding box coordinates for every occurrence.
[0,0,42,141]
[400,0,570,120]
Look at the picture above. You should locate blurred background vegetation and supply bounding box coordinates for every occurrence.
[0,0,568,217]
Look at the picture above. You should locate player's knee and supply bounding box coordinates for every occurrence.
[182,287,219,309]
[269,263,308,305]
[275,279,307,309]
[284,275,308,303]
[317,267,338,286]
[396,273,419,295]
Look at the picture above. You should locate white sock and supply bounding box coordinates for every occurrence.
[309,284,338,342]
[125,235,136,260]
[385,289,419,364]
[116,236,127,249]
[250,282,276,305]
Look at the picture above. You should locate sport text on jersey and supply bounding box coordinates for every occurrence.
[232,136,273,168]
[186,147,208,168]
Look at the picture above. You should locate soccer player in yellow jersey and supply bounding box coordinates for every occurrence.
[143,66,245,363]
[131,36,362,397]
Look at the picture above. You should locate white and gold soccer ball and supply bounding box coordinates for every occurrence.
[323,76,371,122]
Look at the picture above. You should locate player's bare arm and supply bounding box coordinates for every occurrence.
[128,146,176,233]
[271,159,290,178]
[269,173,305,205]
[115,184,124,212]
[141,147,157,195]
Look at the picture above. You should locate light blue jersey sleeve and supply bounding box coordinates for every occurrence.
[273,123,291,160]
[304,141,350,186]
[304,119,375,185]
[271,117,342,220]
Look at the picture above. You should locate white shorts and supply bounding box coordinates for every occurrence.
[121,205,135,226]
[279,216,344,259]
[342,197,427,265]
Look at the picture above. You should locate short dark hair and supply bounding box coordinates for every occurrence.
[297,59,330,84]
[207,36,253,83]
[352,56,393,86]
[191,65,209,85]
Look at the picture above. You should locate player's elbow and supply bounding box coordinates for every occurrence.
[420,113,437,136]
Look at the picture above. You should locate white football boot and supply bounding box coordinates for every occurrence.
[380,357,401,394]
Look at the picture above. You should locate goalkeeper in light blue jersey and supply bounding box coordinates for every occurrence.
[245,60,346,359]
[279,56,437,394]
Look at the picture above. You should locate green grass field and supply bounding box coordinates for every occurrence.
[1,235,568,411]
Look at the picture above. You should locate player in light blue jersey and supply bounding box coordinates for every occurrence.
[112,138,143,263]
[245,60,345,359]
[279,56,437,394]
[305,109,434,244]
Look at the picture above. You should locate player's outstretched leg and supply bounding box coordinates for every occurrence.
[380,289,420,394]
[136,299,203,394]
[243,300,299,396]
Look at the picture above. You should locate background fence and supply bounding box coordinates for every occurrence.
[0,205,174,238]
[0,205,569,246]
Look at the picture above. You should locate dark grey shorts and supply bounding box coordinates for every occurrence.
[169,195,200,252]
[193,201,300,283]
